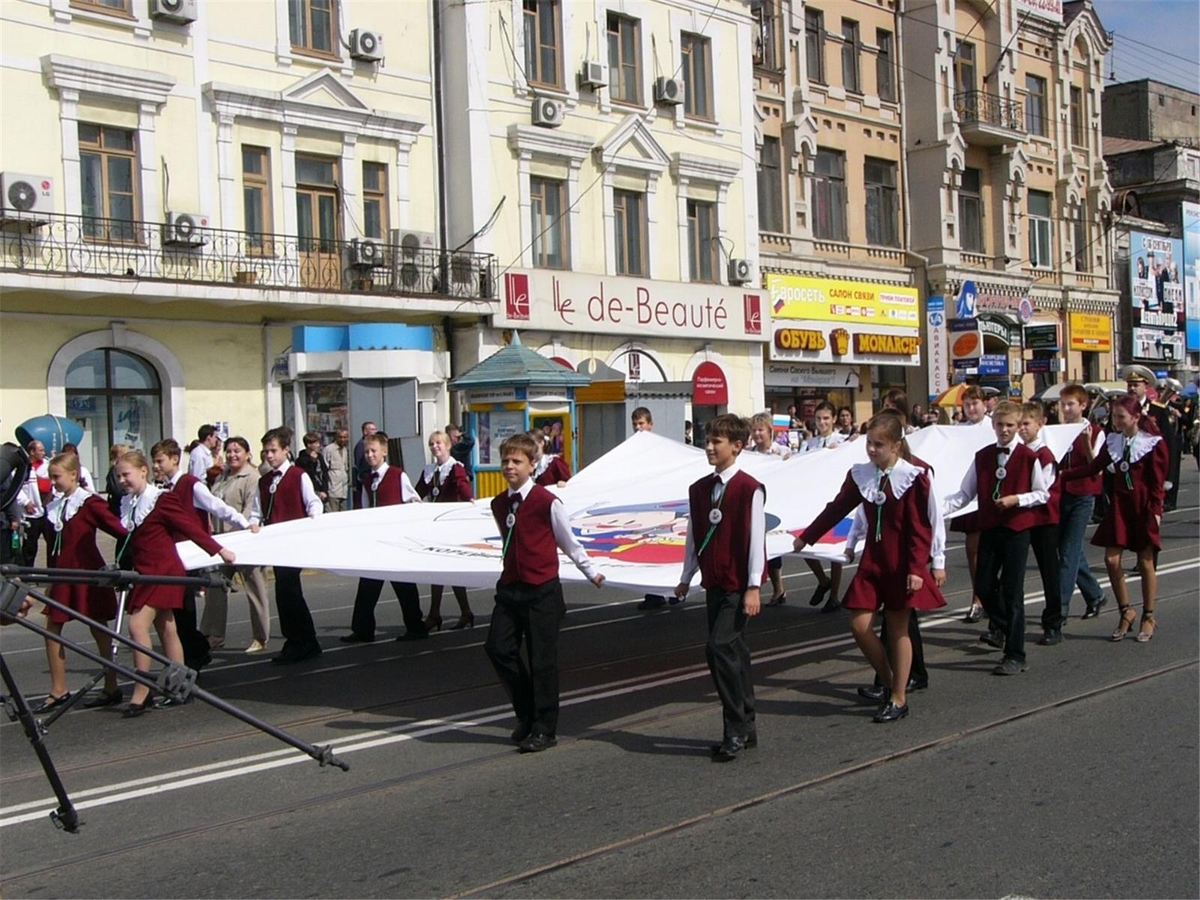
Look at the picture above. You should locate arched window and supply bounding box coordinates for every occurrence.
[65,348,163,477]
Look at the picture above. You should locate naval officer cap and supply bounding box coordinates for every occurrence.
[1122,364,1157,385]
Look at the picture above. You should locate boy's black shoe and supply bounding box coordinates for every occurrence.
[978,629,1005,649]
[857,684,888,702]
[821,596,841,614]
[668,594,685,606]
[808,583,830,607]
[339,632,374,644]
[906,676,929,691]
[637,595,666,611]
[711,736,745,761]
[1038,629,1063,646]
[518,733,557,753]
[511,721,533,744]
[992,657,1027,676]
[710,734,757,753]
[1081,596,1108,619]
[873,701,908,723]
[272,642,322,665]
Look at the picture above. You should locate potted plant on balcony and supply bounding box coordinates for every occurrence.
[233,269,257,285]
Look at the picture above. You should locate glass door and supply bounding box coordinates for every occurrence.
[295,155,340,288]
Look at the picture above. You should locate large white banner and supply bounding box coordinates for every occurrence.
[179,425,1082,593]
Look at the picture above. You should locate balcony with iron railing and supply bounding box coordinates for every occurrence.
[954,91,1026,147]
[0,213,497,305]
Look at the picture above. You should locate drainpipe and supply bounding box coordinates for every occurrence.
[432,0,459,420]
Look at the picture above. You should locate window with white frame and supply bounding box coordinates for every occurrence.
[530,176,567,269]
[687,199,718,283]
[613,189,646,276]
[1028,189,1053,268]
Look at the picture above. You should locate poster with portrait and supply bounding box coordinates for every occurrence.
[530,413,571,464]
[1129,231,1185,332]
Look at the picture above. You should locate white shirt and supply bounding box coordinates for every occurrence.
[1021,435,1058,498]
[943,435,1051,515]
[248,460,323,525]
[188,443,214,479]
[678,461,767,590]
[505,479,597,580]
[359,461,419,508]
[169,470,248,530]
[748,441,791,460]
[19,459,48,519]
[801,432,845,454]
[1058,420,1105,464]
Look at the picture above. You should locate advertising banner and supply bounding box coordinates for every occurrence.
[767,274,920,326]
[1129,231,1185,337]
[949,318,982,369]
[1068,312,1112,351]
[771,321,921,366]
[1184,202,1200,351]
[926,295,948,399]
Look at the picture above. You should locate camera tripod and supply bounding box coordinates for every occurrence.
[0,565,349,834]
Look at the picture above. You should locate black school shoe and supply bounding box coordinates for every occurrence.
[272,642,323,665]
[511,721,533,744]
[1038,629,1063,646]
[637,595,666,611]
[518,733,557,753]
[978,629,1005,649]
[873,701,908,723]
[992,657,1027,676]
[711,736,745,761]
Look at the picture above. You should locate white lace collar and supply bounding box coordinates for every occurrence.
[850,458,921,500]
[120,485,162,529]
[1105,431,1162,468]
[46,488,92,531]
[421,458,457,483]
[533,454,555,478]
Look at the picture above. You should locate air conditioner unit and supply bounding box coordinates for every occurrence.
[654,76,685,106]
[727,258,753,285]
[349,29,384,62]
[391,229,436,291]
[0,173,54,220]
[163,212,207,248]
[531,97,565,128]
[578,60,608,90]
[149,0,197,24]
[348,237,385,268]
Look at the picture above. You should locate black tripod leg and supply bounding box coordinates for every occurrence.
[0,655,80,833]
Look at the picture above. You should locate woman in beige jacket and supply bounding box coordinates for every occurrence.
[201,437,272,652]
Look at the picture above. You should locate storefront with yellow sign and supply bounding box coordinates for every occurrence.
[1067,311,1114,383]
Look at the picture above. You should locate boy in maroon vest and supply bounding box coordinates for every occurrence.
[1018,401,1065,645]
[943,401,1051,675]
[151,438,247,671]
[486,433,604,753]
[339,432,427,643]
[1055,384,1108,621]
[674,414,765,761]
[249,427,324,665]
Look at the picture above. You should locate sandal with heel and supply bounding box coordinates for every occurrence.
[1136,610,1156,643]
[1111,605,1137,641]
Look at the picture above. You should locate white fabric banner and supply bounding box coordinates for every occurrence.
[178,424,1083,593]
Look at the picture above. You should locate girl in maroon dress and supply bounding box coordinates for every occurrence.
[114,451,235,717]
[37,453,128,712]
[418,431,476,630]
[1063,394,1168,642]
[793,414,946,722]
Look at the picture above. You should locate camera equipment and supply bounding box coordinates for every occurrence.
[0,565,349,833]
[0,442,31,511]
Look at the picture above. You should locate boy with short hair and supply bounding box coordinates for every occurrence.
[486,433,604,753]
[1017,402,1065,645]
[675,414,765,761]
[631,407,654,433]
[249,427,324,665]
[955,384,990,622]
[944,401,1051,675]
[1056,384,1108,620]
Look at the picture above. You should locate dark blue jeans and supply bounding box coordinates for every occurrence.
[1058,492,1104,617]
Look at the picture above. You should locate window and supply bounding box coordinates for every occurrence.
[1073,202,1088,272]
[876,30,895,102]
[242,146,272,253]
[613,189,646,276]
[362,163,388,240]
[841,19,860,93]
[522,0,561,89]
[65,348,163,476]
[71,0,130,14]
[1070,86,1084,146]
[958,167,984,253]
[805,8,825,83]
[681,33,712,119]
[530,176,566,269]
[757,136,784,232]
[812,149,847,241]
[607,13,641,105]
[1028,189,1052,268]
[1026,75,1048,137]
[289,0,336,56]
[954,41,976,95]
[687,199,718,283]
[864,158,898,248]
[79,123,138,242]
[751,0,781,71]
[295,155,340,287]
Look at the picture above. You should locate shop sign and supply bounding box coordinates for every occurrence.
[978,354,1008,376]
[949,318,982,369]
[1068,312,1112,351]
[692,361,729,405]
[496,269,768,342]
[764,362,857,388]
[979,317,1020,345]
[1024,324,1059,350]
[774,327,827,352]
[852,332,920,356]
[1129,232,1185,332]
[1133,327,1185,362]
[926,296,947,398]
[1016,0,1063,24]
[766,274,919,326]
[466,387,521,404]
[770,321,921,366]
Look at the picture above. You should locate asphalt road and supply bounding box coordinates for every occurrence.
[1,468,1197,899]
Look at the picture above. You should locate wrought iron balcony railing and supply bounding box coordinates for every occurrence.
[954,90,1025,133]
[0,212,497,302]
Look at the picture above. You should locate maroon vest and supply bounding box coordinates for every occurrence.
[1030,444,1061,526]
[688,469,767,593]
[365,467,409,507]
[976,443,1038,532]
[173,473,212,534]
[417,463,473,503]
[259,465,308,525]
[1060,423,1103,497]
[492,484,560,586]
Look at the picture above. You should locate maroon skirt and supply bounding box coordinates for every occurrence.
[45,583,118,624]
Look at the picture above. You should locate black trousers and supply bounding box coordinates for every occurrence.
[1029,524,1063,631]
[350,579,425,638]
[21,517,45,567]
[976,527,1031,663]
[876,610,927,685]
[485,579,566,736]
[174,586,211,666]
[705,588,756,740]
[274,566,317,651]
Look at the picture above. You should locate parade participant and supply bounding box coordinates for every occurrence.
[881,390,917,435]
[486,432,604,753]
[747,412,789,607]
[836,406,856,437]
[114,451,234,717]
[943,401,1050,676]
[800,402,846,613]
[18,439,48,566]
[188,425,220,480]
[1017,402,1065,646]
[1055,385,1108,621]
[674,415,764,760]
[446,422,475,482]
[105,443,128,518]
[530,430,571,487]
[982,386,1001,416]
[1062,394,1168,642]
[352,421,377,508]
[340,432,427,643]
[58,444,95,492]
[795,414,945,722]
[321,428,351,512]
[1154,377,1184,511]
[631,408,672,611]
[954,385,990,623]
[152,439,248,671]
[37,452,126,712]
[297,431,331,506]
[201,437,271,653]
[416,431,475,631]
[249,427,323,665]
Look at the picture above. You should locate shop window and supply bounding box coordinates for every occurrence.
[289,0,337,57]
[687,199,718,283]
[362,162,388,240]
[523,0,562,89]
[681,32,713,120]
[757,136,784,233]
[530,176,567,269]
[607,13,642,106]
[958,167,984,253]
[613,189,646,276]
[841,19,860,94]
[1028,189,1053,268]
[876,30,895,102]
[65,348,163,478]
[812,148,847,242]
[79,123,139,242]
[242,146,273,253]
[805,8,825,83]
[304,380,348,445]
[1026,75,1048,137]
[864,157,898,248]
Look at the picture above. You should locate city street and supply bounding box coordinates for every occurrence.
[1,470,1197,899]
